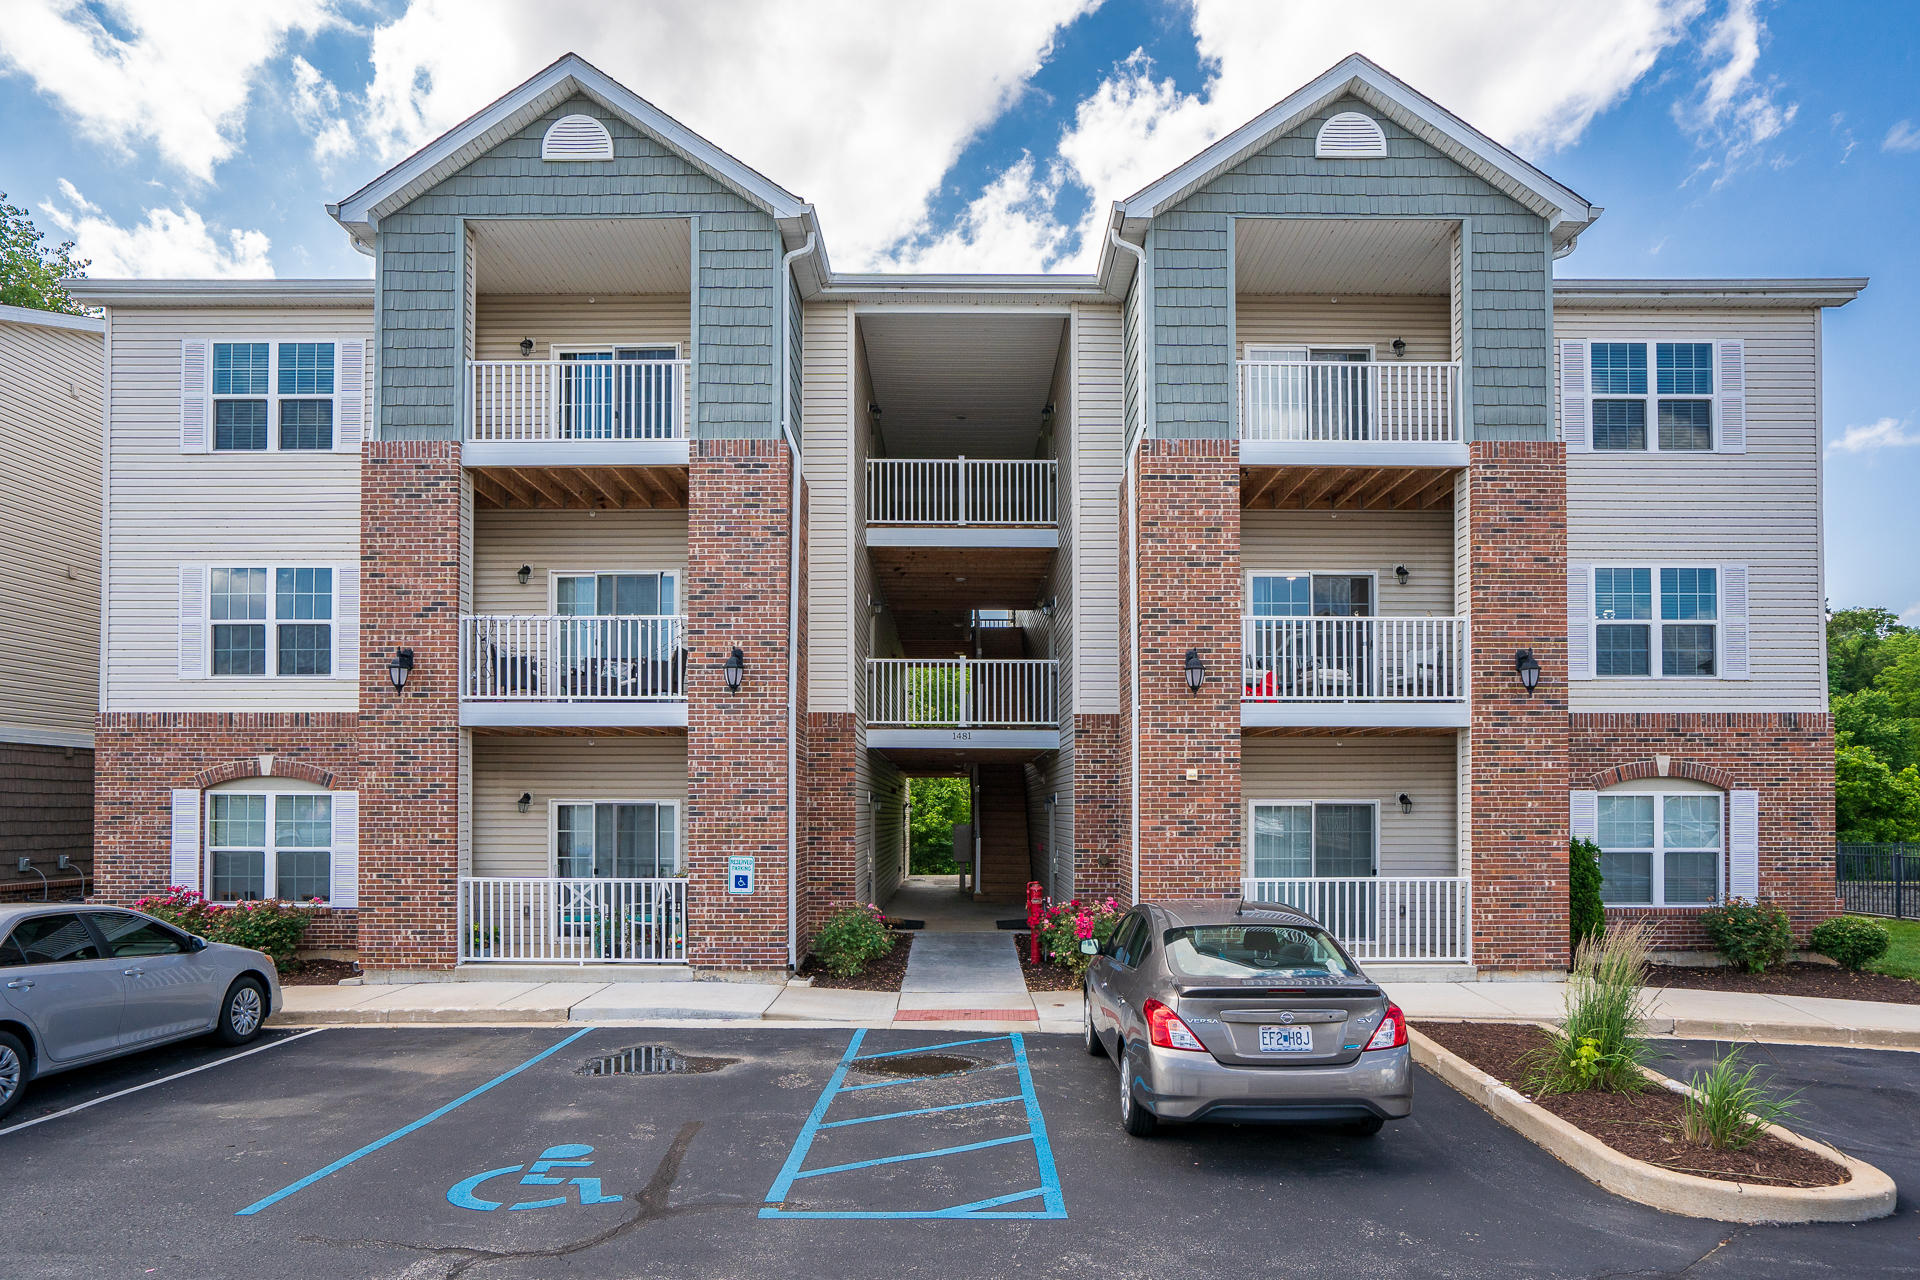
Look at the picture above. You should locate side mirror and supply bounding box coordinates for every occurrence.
[188,935,210,952]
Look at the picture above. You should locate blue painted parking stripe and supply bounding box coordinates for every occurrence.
[817,1094,1022,1129]
[760,1028,866,1208]
[935,1187,1045,1216]
[235,1027,594,1217]
[789,1132,1034,1180]
[1011,1031,1067,1216]
[852,1035,1010,1062]
[836,1061,1017,1092]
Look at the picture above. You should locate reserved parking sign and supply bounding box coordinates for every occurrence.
[728,856,755,895]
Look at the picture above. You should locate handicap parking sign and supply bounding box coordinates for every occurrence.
[447,1143,623,1212]
[728,855,754,895]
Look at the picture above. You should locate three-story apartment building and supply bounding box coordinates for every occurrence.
[79,53,1857,978]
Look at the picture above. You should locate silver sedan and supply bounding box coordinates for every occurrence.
[1084,899,1411,1137]
[0,904,282,1119]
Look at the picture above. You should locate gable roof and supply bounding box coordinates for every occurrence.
[329,53,813,245]
[1114,52,1599,250]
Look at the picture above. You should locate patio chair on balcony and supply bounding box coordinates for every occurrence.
[488,642,542,697]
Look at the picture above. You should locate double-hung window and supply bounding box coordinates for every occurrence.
[210,341,337,451]
[1588,341,1716,452]
[209,566,333,677]
[207,791,334,902]
[1596,791,1722,907]
[1592,566,1717,678]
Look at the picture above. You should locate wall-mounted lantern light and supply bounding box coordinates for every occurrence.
[1184,648,1206,693]
[519,337,535,358]
[517,563,532,586]
[724,646,746,694]
[387,647,415,693]
[1514,649,1541,697]
[1398,792,1414,814]
[517,791,533,814]
[1391,337,1407,358]
[867,402,882,418]
[1039,596,1056,618]
[1394,564,1410,587]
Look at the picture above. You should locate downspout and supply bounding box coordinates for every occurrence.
[779,231,818,969]
[1108,224,1149,904]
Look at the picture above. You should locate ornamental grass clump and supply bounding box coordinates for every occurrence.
[1524,917,1656,1096]
[1681,1048,1801,1151]
[811,904,894,977]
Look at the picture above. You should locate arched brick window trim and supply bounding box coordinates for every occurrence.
[190,758,338,790]
[1579,758,1736,792]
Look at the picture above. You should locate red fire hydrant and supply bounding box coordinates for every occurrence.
[1026,881,1045,965]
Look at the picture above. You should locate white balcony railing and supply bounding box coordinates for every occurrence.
[1243,616,1466,702]
[1238,361,1460,444]
[866,458,1056,525]
[460,615,686,701]
[868,657,1057,727]
[1242,876,1471,963]
[468,359,690,444]
[460,877,686,964]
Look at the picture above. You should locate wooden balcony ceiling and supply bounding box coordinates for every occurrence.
[471,464,689,510]
[869,544,1052,613]
[1242,724,1459,739]
[1241,464,1454,511]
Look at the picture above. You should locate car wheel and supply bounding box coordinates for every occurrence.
[0,1031,26,1121]
[1119,1043,1157,1138]
[1083,985,1105,1058]
[215,977,267,1046]
[1346,1115,1386,1137]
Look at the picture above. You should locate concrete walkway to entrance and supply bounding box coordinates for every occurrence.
[901,931,1025,993]
[882,875,1016,931]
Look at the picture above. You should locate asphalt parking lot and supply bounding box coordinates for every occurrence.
[0,1027,1914,1279]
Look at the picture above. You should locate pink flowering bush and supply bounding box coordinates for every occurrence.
[134,887,317,972]
[1034,896,1126,981]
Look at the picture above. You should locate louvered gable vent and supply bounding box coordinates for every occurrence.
[1315,111,1387,158]
[542,113,614,161]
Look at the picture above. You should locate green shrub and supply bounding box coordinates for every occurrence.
[1034,897,1126,982]
[1525,917,1655,1095]
[1569,837,1604,957]
[135,887,314,972]
[1698,897,1795,974]
[1681,1048,1801,1151]
[811,904,895,977]
[1809,915,1892,971]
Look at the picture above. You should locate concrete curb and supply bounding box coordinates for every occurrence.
[1409,1027,1898,1224]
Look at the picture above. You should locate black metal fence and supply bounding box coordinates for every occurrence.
[1836,843,1919,920]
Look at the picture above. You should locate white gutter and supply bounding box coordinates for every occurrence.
[779,231,818,968]
[1108,223,1149,904]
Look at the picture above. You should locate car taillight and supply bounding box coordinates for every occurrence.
[1143,998,1206,1052]
[1363,1004,1407,1052]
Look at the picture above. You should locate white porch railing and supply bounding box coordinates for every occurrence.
[1238,361,1460,443]
[868,657,1057,727]
[460,877,687,964]
[866,458,1057,525]
[468,359,690,443]
[1243,616,1466,702]
[460,615,686,701]
[1242,876,1471,963]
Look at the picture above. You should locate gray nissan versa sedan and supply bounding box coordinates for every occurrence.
[0,903,282,1120]
[1084,900,1411,1137]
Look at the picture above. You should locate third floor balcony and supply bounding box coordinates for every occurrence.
[466,356,691,470]
[865,457,1058,549]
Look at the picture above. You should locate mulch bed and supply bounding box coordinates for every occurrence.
[1651,963,1920,1006]
[796,933,912,991]
[281,958,361,986]
[1418,1021,1848,1188]
[1013,934,1082,992]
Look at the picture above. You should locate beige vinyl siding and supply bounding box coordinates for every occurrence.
[473,294,691,360]
[103,304,370,711]
[471,509,687,614]
[0,317,102,739]
[853,725,908,906]
[1242,735,1459,877]
[1235,295,1451,360]
[1241,508,1455,614]
[803,301,855,712]
[1558,305,1824,711]
[470,735,687,876]
[1071,303,1124,714]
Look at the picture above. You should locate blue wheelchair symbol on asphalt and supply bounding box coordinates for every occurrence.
[447,1143,624,1212]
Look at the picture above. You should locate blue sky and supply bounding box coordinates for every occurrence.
[2,0,1915,617]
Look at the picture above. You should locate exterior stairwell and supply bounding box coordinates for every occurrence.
[974,764,1031,904]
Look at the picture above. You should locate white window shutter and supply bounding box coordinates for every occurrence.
[1728,790,1759,900]
[1716,339,1746,453]
[334,339,366,452]
[329,791,359,908]
[1570,790,1599,842]
[180,339,210,452]
[1720,564,1750,678]
[1566,562,1592,679]
[170,789,202,892]
[1559,340,1590,452]
[178,565,206,679]
[333,561,360,680]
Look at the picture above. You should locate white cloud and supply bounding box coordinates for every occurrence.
[1827,417,1920,455]
[1885,120,1920,153]
[1672,0,1797,189]
[290,55,356,164]
[46,180,274,277]
[1902,601,1920,627]
[0,0,337,181]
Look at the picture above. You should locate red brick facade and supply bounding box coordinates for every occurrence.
[801,712,859,942]
[1071,714,1125,899]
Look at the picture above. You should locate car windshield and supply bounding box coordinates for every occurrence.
[1163,923,1359,980]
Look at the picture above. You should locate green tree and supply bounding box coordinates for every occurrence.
[1827,606,1911,697]
[1834,741,1920,843]
[1876,633,1920,720]
[908,776,970,874]
[0,194,89,314]
[1834,688,1920,774]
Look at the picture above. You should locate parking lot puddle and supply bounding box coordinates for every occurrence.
[848,1053,982,1079]
[577,1046,737,1077]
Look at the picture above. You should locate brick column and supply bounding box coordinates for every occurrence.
[686,439,794,969]
[1130,438,1242,900]
[357,440,464,972]
[1464,440,1571,971]
[1071,714,1125,900]
[802,711,859,937]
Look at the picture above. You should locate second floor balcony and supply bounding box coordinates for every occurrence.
[459,613,686,730]
[1237,359,1466,469]
[1242,615,1468,730]
[865,657,1059,755]
[866,458,1058,549]
[465,357,691,470]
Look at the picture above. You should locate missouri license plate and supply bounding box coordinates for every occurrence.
[1258,1025,1313,1053]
